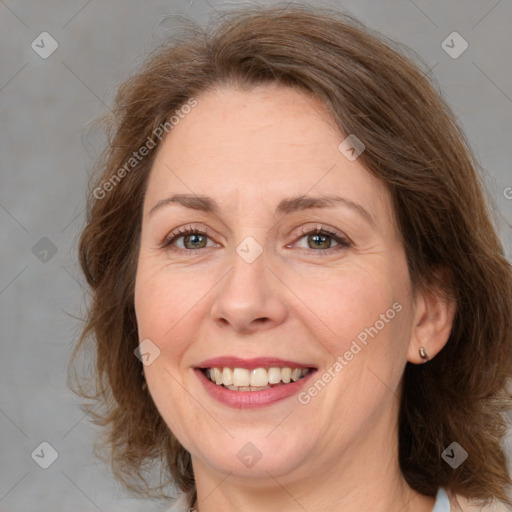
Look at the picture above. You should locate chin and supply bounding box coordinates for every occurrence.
[191,435,312,480]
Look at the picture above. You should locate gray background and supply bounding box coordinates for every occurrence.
[1,0,512,511]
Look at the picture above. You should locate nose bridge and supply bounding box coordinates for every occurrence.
[210,232,287,332]
[232,234,268,294]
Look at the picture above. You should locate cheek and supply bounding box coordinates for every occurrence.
[134,260,214,360]
[288,264,399,355]
[133,263,210,444]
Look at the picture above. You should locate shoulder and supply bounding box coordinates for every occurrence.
[450,493,511,512]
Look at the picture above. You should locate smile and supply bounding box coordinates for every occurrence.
[203,366,312,391]
[194,357,318,408]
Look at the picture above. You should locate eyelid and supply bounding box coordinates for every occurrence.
[291,223,350,242]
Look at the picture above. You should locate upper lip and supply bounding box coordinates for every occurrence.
[195,356,317,370]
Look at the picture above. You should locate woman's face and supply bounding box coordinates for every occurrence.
[134,84,417,484]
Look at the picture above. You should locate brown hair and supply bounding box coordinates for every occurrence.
[69,4,512,509]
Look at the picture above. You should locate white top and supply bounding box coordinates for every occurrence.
[165,487,451,511]
[433,488,451,512]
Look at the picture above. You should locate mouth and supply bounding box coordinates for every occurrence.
[194,357,318,408]
[200,366,313,391]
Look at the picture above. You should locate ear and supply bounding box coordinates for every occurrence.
[407,273,457,364]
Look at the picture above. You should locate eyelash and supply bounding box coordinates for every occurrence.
[159,224,352,255]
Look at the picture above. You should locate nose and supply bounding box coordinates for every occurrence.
[209,244,288,334]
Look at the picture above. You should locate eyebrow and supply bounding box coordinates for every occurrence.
[149,193,375,227]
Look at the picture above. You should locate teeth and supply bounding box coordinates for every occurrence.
[250,368,268,387]
[213,367,223,385]
[222,367,233,386]
[226,385,271,392]
[291,368,302,382]
[233,368,250,386]
[268,367,282,384]
[205,366,310,389]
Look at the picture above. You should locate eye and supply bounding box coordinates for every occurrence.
[159,224,352,254]
[291,225,352,253]
[159,225,216,252]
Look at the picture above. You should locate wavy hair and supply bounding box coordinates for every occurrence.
[69,4,512,509]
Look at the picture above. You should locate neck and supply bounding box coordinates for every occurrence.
[191,462,434,512]
[190,401,436,512]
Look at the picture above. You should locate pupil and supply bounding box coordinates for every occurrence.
[185,234,206,249]
[310,234,330,249]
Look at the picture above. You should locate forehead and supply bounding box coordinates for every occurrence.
[144,84,392,226]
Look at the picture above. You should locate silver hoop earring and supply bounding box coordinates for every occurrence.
[419,346,429,362]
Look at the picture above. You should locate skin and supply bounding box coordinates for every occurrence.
[134,83,456,512]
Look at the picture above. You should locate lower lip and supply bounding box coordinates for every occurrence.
[195,368,317,409]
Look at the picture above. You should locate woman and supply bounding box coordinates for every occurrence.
[70,4,512,511]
